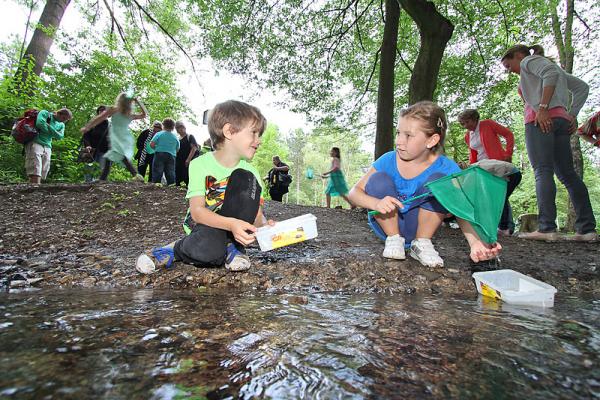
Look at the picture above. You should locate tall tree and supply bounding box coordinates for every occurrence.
[16,0,71,87]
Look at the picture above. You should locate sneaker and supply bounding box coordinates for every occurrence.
[410,238,444,268]
[135,254,156,274]
[382,234,406,260]
[565,232,599,242]
[133,174,145,182]
[517,230,559,241]
[151,246,175,268]
[225,243,251,272]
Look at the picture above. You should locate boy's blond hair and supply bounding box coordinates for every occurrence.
[208,100,266,149]
[399,101,447,153]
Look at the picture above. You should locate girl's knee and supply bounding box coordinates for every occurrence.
[365,171,396,198]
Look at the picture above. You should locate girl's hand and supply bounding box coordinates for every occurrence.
[265,219,276,227]
[469,241,502,262]
[373,196,404,215]
[230,219,257,246]
[535,108,552,133]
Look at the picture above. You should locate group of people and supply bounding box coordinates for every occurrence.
[80,94,204,185]
[136,42,597,276]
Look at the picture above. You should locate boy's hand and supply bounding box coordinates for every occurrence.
[373,196,404,215]
[230,220,257,246]
[265,219,276,226]
[469,241,502,263]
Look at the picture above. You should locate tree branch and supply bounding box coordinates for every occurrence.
[354,47,381,109]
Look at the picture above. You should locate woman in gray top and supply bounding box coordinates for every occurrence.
[501,44,596,242]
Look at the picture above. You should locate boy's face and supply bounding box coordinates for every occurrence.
[228,120,262,160]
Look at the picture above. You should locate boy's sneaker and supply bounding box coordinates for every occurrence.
[382,234,406,260]
[135,254,156,274]
[225,243,251,272]
[151,246,175,269]
[410,238,444,268]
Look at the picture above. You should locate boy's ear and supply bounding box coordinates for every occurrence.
[426,133,441,149]
[222,123,234,140]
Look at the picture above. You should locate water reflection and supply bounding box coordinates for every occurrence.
[0,289,598,399]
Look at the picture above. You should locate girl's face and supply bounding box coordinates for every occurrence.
[501,53,525,75]
[395,116,440,162]
[459,118,478,132]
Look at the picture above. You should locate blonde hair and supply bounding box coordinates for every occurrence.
[115,92,133,115]
[501,44,545,61]
[398,101,447,153]
[207,100,266,149]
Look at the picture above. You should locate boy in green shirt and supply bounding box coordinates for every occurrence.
[137,100,274,273]
[25,108,72,184]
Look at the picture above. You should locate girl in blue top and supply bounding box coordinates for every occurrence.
[348,101,501,268]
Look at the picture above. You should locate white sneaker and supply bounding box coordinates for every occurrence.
[225,243,251,272]
[410,238,444,268]
[382,235,406,260]
[135,254,156,274]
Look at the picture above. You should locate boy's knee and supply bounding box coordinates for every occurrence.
[365,171,396,198]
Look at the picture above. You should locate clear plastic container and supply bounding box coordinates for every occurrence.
[472,269,557,307]
[256,214,318,251]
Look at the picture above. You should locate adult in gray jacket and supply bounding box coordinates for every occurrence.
[501,44,596,242]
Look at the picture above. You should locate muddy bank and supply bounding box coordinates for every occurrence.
[0,183,598,295]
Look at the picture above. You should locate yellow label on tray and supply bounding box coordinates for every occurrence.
[271,227,306,249]
[480,282,502,300]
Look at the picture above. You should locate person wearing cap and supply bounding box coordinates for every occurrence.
[136,120,162,181]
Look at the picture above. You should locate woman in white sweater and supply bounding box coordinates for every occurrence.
[501,44,596,242]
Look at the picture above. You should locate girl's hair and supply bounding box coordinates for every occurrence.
[162,118,175,130]
[501,44,545,61]
[56,108,73,120]
[115,92,133,115]
[398,101,447,153]
[331,147,341,159]
[458,109,480,123]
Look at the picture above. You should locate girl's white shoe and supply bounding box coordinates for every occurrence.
[135,254,156,274]
[410,238,444,268]
[383,235,406,260]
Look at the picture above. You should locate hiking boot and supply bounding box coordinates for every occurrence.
[135,254,156,274]
[410,238,444,268]
[382,234,406,260]
[152,245,175,268]
[225,243,251,272]
[565,232,599,242]
[517,230,559,242]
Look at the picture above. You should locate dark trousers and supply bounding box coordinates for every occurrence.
[152,152,176,185]
[269,184,287,202]
[525,118,596,233]
[175,160,189,186]
[498,171,522,231]
[138,154,154,182]
[173,169,261,266]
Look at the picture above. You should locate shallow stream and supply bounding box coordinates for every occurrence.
[0,289,599,399]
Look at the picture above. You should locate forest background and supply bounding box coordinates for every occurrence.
[0,0,598,228]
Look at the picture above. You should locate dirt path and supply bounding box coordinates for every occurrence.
[1,183,598,296]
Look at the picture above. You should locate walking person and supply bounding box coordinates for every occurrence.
[501,44,596,241]
[24,108,72,184]
[265,155,291,202]
[81,92,148,181]
[175,121,199,186]
[136,121,162,182]
[322,147,354,208]
[81,105,110,182]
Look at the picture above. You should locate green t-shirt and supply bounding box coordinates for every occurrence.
[34,110,65,149]
[186,152,263,211]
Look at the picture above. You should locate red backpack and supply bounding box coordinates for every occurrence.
[11,109,41,144]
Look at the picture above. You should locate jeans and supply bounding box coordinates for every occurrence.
[152,152,175,185]
[525,118,596,234]
[498,171,522,231]
[174,169,261,266]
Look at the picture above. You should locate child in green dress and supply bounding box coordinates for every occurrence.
[321,147,354,209]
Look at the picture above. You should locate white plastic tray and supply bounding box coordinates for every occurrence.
[472,269,557,307]
[256,213,318,251]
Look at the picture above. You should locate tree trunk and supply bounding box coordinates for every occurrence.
[551,0,580,232]
[374,0,400,159]
[16,0,71,86]
[398,0,454,104]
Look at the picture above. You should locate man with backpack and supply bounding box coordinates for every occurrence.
[265,155,291,202]
[24,108,72,184]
